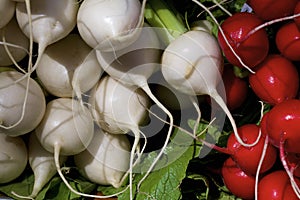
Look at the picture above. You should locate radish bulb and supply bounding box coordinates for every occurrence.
[0,71,46,136]
[161,30,257,147]
[77,0,146,52]
[0,133,27,183]
[74,126,131,188]
[35,98,102,198]
[36,34,102,98]
[15,0,78,72]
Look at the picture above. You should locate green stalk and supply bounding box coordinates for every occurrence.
[144,0,188,45]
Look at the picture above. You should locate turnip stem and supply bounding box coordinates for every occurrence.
[144,0,187,45]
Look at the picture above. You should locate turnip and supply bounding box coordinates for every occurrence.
[35,33,102,99]
[74,126,131,188]
[77,0,146,52]
[0,71,46,136]
[34,98,98,198]
[0,17,29,67]
[0,0,15,29]
[161,30,258,148]
[12,132,68,199]
[15,0,78,72]
[89,75,151,199]
[95,25,178,189]
[0,133,27,184]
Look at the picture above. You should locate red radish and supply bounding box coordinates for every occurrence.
[218,65,248,110]
[217,12,269,69]
[258,170,299,200]
[226,124,277,175]
[276,22,300,61]
[247,0,299,21]
[294,2,300,27]
[249,54,299,105]
[221,157,255,200]
[265,99,300,153]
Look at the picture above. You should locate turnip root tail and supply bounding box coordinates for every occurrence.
[136,84,174,189]
[54,143,128,199]
[210,89,261,147]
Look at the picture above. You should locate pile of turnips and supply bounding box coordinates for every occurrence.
[1,0,300,199]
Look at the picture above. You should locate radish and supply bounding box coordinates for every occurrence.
[247,0,299,21]
[34,97,106,198]
[161,29,256,147]
[264,99,300,197]
[74,126,131,188]
[265,99,300,153]
[0,133,27,184]
[221,157,255,200]
[15,0,78,72]
[258,170,300,199]
[217,12,269,69]
[77,0,146,52]
[218,64,248,110]
[294,2,300,27]
[276,21,300,61]
[35,33,102,98]
[12,132,68,199]
[0,0,15,29]
[0,17,29,67]
[249,54,299,105]
[0,71,46,136]
[226,124,277,176]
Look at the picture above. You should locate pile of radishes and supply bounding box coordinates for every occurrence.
[1,0,300,199]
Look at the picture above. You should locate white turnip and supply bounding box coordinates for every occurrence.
[0,17,29,67]
[74,126,131,188]
[0,133,27,184]
[161,30,258,147]
[12,132,68,199]
[77,0,146,52]
[0,71,46,136]
[89,75,150,199]
[34,98,110,198]
[95,25,176,189]
[36,33,102,98]
[0,0,15,29]
[15,0,78,72]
